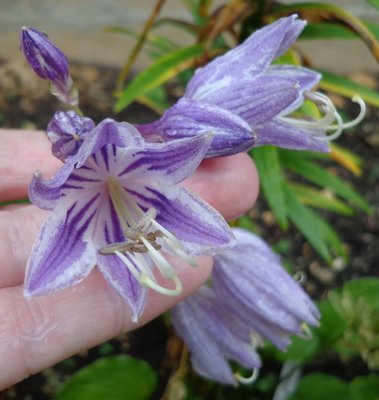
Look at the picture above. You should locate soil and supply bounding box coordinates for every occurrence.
[0,59,378,399]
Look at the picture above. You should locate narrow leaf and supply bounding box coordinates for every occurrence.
[115,44,204,112]
[319,69,379,107]
[251,146,288,229]
[330,144,362,176]
[289,183,354,216]
[280,151,371,212]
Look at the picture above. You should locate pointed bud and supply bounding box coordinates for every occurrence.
[20,26,78,106]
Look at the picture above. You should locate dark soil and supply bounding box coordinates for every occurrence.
[0,59,378,399]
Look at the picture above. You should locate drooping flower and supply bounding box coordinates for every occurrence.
[171,228,320,385]
[25,119,234,321]
[20,27,78,106]
[137,15,365,157]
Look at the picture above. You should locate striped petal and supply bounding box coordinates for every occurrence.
[126,183,235,255]
[117,133,212,184]
[92,197,147,322]
[24,192,100,297]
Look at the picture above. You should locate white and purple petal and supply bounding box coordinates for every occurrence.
[125,183,235,255]
[24,193,100,297]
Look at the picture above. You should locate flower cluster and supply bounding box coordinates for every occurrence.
[20,15,363,385]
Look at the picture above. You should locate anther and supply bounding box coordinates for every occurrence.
[234,368,259,385]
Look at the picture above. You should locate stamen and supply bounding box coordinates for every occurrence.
[140,274,183,296]
[279,92,366,142]
[234,368,259,385]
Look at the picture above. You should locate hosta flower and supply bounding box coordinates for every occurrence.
[137,15,365,157]
[20,27,78,106]
[172,228,319,385]
[25,118,234,321]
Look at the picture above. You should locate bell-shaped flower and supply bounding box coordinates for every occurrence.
[20,27,78,106]
[137,15,365,157]
[47,111,95,161]
[25,119,234,321]
[171,228,319,385]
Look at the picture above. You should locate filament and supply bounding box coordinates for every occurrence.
[234,368,259,385]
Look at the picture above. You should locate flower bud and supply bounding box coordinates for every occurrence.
[20,26,78,106]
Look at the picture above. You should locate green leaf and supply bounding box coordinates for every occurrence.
[367,0,379,11]
[280,151,371,212]
[301,22,356,40]
[289,373,351,400]
[251,146,288,229]
[273,332,320,362]
[56,355,157,400]
[137,86,169,115]
[343,277,379,309]
[283,186,345,262]
[350,375,379,400]
[288,183,354,216]
[319,70,379,108]
[115,44,204,112]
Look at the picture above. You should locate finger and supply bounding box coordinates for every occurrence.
[0,257,212,389]
[0,154,258,287]
[0,129,61,201]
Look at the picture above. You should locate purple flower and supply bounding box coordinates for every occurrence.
[25,119,234,321]
[172,228,320,385]
[47,111,95,161]
[20,27,78,106]
[137,15,365,157]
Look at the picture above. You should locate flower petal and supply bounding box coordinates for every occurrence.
[118,132,212,183]
[203,76,300,126]
[92,197,147,322]
[255,119,330,152]
[185,16,305,100]
[75,119,144,168]
[144,98,254,158]
[29,159,76,210]
[24,193,100,297]
[126,183,235,255]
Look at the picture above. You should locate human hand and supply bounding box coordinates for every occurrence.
[0,128,259,388]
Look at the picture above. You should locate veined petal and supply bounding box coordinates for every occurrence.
[29,159,76,210]
[24,193,100,297]
[203,76,300,126]
[126,183,235,255]
[185,15,305,100]
[255,119,330,152]
[150,98,254,158]
[92,197,147,322]
[75,119,144,168]
[118,133,212,184]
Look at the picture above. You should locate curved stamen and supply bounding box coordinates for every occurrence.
[299,322,313,340]
[234,367,259,385]
[140,274,183,296]
[279,92,366,142]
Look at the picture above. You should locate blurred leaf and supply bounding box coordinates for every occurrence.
[283,186,345,262]
[343,277,379,308]
[56,355,157,400]
[330,144,363,176]
[367,0,379,11]
[288,183,354,216]
[236,215,257,232]
[317,299,347,347]
[251,146,288,229]
[349,375,379,400]
[115,44,204,112]
[301,22,357,39]
[273,332,321,362]
[288,373,351,400]
[319,70,379,108]
[280,151,371,212]
[137,86,169,115]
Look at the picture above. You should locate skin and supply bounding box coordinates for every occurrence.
[0,128,259,389]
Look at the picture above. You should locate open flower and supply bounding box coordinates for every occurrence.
[20,27,78,106]
[25,119,234,321]
[172,228,319,385]
[137,15,365,157]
